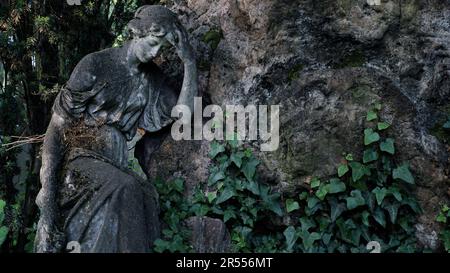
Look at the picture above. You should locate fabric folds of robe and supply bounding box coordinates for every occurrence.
[58,149,160,253]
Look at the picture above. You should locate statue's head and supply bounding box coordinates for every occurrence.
[127,5,182,63]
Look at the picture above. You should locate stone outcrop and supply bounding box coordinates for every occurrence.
[185,216,231,253]
[139,0,450,250]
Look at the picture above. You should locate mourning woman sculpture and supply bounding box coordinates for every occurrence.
[34,5,197,253]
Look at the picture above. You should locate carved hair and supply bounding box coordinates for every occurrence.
[127,5,182,39]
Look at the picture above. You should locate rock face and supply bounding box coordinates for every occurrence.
[139,0,450,250]
[185,216,231,253]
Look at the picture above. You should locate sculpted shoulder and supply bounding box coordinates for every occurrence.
[66,45,129,91]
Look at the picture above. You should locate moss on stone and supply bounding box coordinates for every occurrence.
[203,29,223,51]
[350,84,373,105]
[334,50,366,69]
[430,119,450,144]
[336,0,353,13]
[400,0,420,24]
[288,63,304,81]
[197,59,211,71]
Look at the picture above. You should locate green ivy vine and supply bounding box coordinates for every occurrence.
[283,103,421,253]
[0,199,8,247]
[153,104,423,253]
[436,205,450,252]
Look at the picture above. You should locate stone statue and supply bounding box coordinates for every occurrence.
[34,5,197,253]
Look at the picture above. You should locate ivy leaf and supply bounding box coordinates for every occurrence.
[310,178,321,189]
[211,206,224,215]
[364,128,380,145]
[349,162,370,181]
[382,201,400,224]
[337,219,360,246]
[330,200,347,222]
[190,203,210,216]
[338,164,349,177]
[209,141,225,158]
[223,209,236,223]
[241,157,260,182]
[230,152,244,168]
[374,103,382,111]
[207,191,217,203]
[299,192,308,200]
[172,178,184,193]
[322,233,332,246]
[361,211,370,226]
[372,187,388,205]
[366,110,378,121]
[208,170,225,186]
[245,180,260,195]
[153,239,171,253]
[373,208,386,227]
[380,138,395,155]
[299,231,321,250]
[243,148,253,158]
[216,188,234,204]
[363,191,376,212]
[217,155,231,170]
[315,184,328,200]
[299,217,317,232]
[327,178,346,194]
[283,226,298,251]
[331,203,347,222]
[345,154,354,161]
[0,226,8,246]
[227,134,239,148]
[261,190,284,216]
[387,186,402,202]
[286,199,300,213]
[377,122,390,131]
[344,229,362,247]
[0,200,5,224]
[399,216,413,233]
[443,120,450,129]
[442,230,450,252]
[346,190,365,210]
[241,213,254,227]
[393,164,415,184]
[402,197,422,214]
[318,216,331,231]
[307,196,320,209]
[363,149,378,163]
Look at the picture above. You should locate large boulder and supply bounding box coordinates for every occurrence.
[138,0,450,250]
[185,216,231,253]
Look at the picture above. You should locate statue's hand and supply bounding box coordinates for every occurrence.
[35,190,65,253]
[167,26,195,63]
[35,217,65,253]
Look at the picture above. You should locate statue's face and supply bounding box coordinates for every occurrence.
[134,33,166,63]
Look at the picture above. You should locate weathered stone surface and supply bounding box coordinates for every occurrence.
[185,216,231,253]
[141,0,450,250]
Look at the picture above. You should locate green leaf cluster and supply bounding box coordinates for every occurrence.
[153,178,194,253]
[436,205,450,253]
[0,200,9,247]
[154,105,422,253]
[195,141,285,252]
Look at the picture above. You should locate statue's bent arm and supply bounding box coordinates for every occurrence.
[35,112,69,252]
